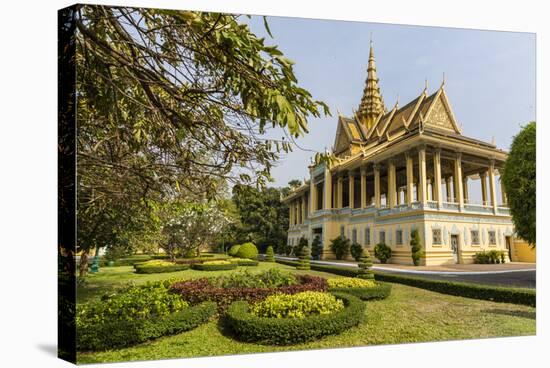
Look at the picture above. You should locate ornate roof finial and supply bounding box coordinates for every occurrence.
[357,37,385,130]
[441,72,446,87]
[424,78,428,92]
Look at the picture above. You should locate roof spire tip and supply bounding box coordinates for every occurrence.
[441,72,446,87]
[424,78,428,91]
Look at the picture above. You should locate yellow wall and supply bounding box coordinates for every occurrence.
[511,238,536,263]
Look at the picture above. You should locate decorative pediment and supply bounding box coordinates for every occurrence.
[333,118,352,154]
[423,89,461,134]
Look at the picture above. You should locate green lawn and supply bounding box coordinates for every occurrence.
[76,262,536,364]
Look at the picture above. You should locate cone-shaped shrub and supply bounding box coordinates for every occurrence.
[410,229,423,266]
[357,248,374,280]
[297,245,311,270]
[265,246,275,262]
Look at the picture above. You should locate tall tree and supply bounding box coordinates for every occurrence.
[501,122,536,247]
[73,5,329,263]
[232,184,289,251]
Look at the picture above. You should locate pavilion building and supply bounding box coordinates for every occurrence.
[282,43,514,265]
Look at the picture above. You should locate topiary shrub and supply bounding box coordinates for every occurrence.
[224,292,364,345]
[228,258,259,266]
[374,243,392,264]
[191,260,238,271]
[410,229,423,266]
[295,237,308,257]
[251,291,344,318]
[236,242,259,260]
[350,242,363,261]
[311,235,323,260]
[265,246,275,262]
[357,248,374,280]
[296,245,311,270]
[330,236,350,260]
[133,260,190,274]
[284,244,293,256]
[329,281,392,301]
[228,244,241,257]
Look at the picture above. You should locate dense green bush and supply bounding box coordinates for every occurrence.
[357,248,374,280]
[374,243,392,263]
[350,242,363,261]
[224,292,364,345]
[501,121,536,246]
[297,245,311,270]
[330,236,350,260]
[236,242,259,260]
[134,260,190,274]
[228,244,241,257]
[251,291,344,318]
[265,246,275,262]
[410,229,423,266]
[77,301,216,351]
[191,260,238,271]
[99,255,152,267]
[76,280,216,350]
[474,250,505,264]
[275,260,535,306]
[311,235,323,260]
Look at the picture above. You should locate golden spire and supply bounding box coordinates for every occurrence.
[357,39,386,130]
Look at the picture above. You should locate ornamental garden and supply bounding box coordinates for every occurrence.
[75,242,535,364]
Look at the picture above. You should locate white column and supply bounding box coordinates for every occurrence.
[489,161,498,213]
[309,170,316,213]
[348,173,355,209]
[418,147,427,205]
[324,167,332,210]
[374,164,381,209]
[433,149,442,208]
[301,195,306,223]
[500,177,508,206]
[337,176,343,209]
[360,167,367,208]
[406,152,414,206]
[454,153,464,210]
[462,177,469,204]
[445,177,452,202]
[480,171,488,206]
[388,160,396,208]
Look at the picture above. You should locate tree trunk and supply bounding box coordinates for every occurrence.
[79,251,89,277]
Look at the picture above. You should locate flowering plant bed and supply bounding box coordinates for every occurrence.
[171,273,327,311]
[328,277,392,300]
[224,292,364,345]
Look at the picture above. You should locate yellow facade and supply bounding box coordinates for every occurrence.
[283,43,517,266]
[510,238,536,263]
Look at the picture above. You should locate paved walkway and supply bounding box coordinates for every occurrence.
[275,256,536,289]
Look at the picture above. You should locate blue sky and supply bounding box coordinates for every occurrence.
[245,15,536,191]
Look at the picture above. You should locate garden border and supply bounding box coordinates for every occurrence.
[275,260,535,306]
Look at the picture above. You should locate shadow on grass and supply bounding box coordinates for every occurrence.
[484,309,536,320]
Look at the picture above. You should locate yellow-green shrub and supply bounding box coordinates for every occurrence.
[251,291,344,319]
[327,277,377,289]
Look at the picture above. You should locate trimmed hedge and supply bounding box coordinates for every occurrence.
[191,262,238,271]
[134,263,190,274]
[77,301,216,351]
[171,275,328,312]
[224,292,364,345]
[275,260,535,306]
[228,258,259,266]
[330,282,392,301]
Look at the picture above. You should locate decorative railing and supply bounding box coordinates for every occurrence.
[442,202,459,211]
[464,203,493,214]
